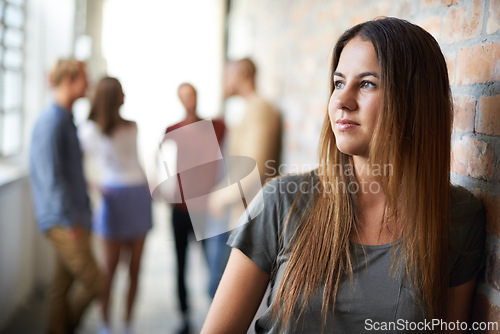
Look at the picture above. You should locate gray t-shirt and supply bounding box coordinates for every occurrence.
[228,172,486,333]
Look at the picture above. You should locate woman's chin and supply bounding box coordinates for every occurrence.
[336,145,361,157]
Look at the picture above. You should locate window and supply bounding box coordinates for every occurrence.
[0,0,25,156]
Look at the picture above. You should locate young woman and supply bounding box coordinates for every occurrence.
[201,18,485,333]
[79,77,152,334]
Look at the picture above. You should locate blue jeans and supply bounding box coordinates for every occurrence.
[204,229,231,298]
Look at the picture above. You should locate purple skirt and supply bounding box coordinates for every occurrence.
[94,184,152,240]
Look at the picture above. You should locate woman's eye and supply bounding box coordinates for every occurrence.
[361,81,376,89]
[334,81,345,89]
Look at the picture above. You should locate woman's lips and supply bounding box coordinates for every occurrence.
[336,119,360,131]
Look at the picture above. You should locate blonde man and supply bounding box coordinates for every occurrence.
[30,58,104,334]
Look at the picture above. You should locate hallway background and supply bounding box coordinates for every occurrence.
[0,0,498,331]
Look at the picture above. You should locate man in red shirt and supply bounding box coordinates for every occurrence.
[162,83,225,334]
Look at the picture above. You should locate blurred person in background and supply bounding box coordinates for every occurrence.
[206,57,281,302]
[78,77,152,334]
[29,58,104,334]
[209,58,281,224]
[161,83,225,334]
[221,58,281,187]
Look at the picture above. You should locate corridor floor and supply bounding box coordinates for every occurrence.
[1,203,212,334]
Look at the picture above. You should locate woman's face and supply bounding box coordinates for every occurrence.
[328,36,381,158]
[118,83,125,106]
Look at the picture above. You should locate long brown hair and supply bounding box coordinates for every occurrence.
[272,17,452,329]
[88,77,125,135]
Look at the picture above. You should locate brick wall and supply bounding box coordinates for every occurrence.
[227,0,500,328]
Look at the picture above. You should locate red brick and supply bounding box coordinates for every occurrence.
[451,136,495,181]
[477,95,500,135]
[317,10,328,25]
[350,11,371,27]
[488,245,500,293]
[319,2,344,22]
[291,4,308,23]
[451,136,470,175]
[445,52,457,85]
[290,1,315,24]
[421,0,459,7]
[321,30,340,50]
[421,0,440,7]
[349,2,391,27]
[468,138,495,181]
[487,0,500,34]
[345,0,366,11]
[472,293,500,332]
[453,95,476,132]
[457,42,500,84]
[418,16,442,41]
[302,38,321,54]
[442,0,482,43]
[393,0,417,17]
[310,100,328,117]
[476,190,500,239]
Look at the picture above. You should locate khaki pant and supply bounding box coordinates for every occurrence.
[45,227,104,334]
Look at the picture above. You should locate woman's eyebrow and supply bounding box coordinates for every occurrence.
[358,71,379,79]
[333,71,379,79]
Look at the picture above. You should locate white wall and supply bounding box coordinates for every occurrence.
[0,178,45,328]
[1,0,228,329]
[23,0,76,151]
[0,0,77,329]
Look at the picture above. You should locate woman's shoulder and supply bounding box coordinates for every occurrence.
[261,170,318,208]
[265,170,318,192]
[119,119,137,128]
[113,119,137,135]
[450,185,485,224]
[448,184,486,286]
[449,184,486,246]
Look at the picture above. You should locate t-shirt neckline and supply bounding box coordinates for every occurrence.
[350,238,402,250]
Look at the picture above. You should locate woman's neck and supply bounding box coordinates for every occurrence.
[351,156,395,245]
[352,156,384,205]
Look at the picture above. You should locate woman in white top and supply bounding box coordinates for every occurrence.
[79,77,152,333]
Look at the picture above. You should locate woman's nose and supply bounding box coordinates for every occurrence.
[334,86,357,112]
